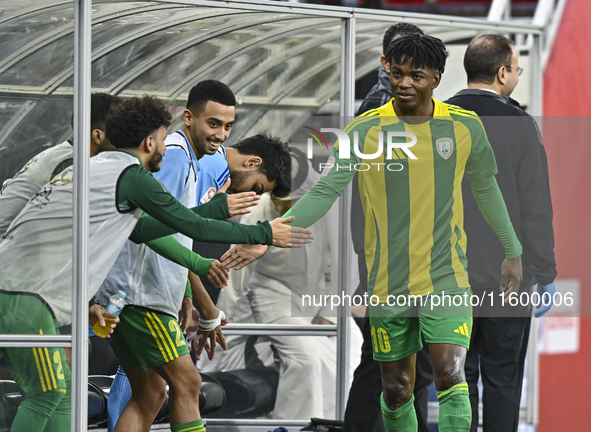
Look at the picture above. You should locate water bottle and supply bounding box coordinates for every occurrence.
[92,290,126,338]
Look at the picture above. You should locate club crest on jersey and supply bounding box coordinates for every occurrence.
[436,138,454,160]
[200,187,217,204]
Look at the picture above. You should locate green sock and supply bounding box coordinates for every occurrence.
[171,419,205,432]
[380,392,418,432]
[437,382,471,432]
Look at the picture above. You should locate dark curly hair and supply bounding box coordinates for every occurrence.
[385,33,448,74]
[382,23,424,55]
[232,134,291,198]
[106,96,172,149]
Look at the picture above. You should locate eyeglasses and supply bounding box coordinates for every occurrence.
[505,65,524,76]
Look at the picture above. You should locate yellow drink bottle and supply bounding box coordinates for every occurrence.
[92,290,126,338]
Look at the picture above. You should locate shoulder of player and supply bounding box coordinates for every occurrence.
[161,145,192,167]
[344,111,383,134]
[217,144,227,158]
[444,104,487,131]
[199,147,227,170]
[12,141,73,180]
[164,132,184,145]
[34,141,73,161]
[164,133,191,156]
[444,103,479,118]
[92,150,142,180]
[117,161,153,187]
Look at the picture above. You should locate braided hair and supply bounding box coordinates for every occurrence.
[385,34,448,74]
[382,23,424,54]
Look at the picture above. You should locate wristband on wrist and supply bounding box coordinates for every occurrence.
[198,309,226,332]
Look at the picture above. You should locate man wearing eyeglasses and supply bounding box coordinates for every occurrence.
[440,34,556,432]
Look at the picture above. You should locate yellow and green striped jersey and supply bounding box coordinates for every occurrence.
[291,98,500,300]
[355,99,497,299]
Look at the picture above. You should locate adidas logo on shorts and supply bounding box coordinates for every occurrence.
[454,323,470,337]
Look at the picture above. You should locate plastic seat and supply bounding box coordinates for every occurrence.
[204,368,279,418]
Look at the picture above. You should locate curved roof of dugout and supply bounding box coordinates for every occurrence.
[0,0,542,183]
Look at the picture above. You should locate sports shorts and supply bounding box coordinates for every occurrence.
[0,291,70,396]
[111,306,189,371]
[369,287,473,362]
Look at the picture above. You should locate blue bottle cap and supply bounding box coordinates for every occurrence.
[117,290,127,299]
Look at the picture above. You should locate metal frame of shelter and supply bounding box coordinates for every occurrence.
[0,0,558,430]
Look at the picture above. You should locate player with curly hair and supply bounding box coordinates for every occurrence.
[103,84,292,432]
[0,95,310,432]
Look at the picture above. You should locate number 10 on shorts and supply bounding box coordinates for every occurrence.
[371,326,391,353]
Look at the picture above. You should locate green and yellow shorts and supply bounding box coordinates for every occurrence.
[369,288,473,362]
[0,292,70,396]
[111,307,189,371]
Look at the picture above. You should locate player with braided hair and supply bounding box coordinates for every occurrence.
[278,33,524,432]
[384,33,447,75]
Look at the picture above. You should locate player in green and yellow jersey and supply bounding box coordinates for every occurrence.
[283,34,524,432]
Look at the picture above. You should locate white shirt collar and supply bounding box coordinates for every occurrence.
[479,88,499,95]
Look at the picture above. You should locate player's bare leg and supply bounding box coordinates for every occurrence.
[154,354,202,426]
[379,354,418,431]
[428,343,466,390]
[380,353,416,408]
[428,344,471,431]
[114,367,167,432]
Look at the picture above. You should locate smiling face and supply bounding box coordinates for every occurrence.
[387,60,441,117]
[183,100,235,158]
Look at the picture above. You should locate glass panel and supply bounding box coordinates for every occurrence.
[0,1,74,68]
[124,15,335,96]
[91,3,223,88]
[0,98,72,185]
[0,0,81,88]
[0,2,75,338]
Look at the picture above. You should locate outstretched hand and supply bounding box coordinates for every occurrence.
[221,244,269,270]
[208,260,229,288]
[218,178,261,217]
[269,216,314,248]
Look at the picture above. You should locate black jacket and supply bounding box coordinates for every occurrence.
[446,89,557,288]
[357,68,392,117]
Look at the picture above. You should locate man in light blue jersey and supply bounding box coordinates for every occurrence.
[106,81,292,432]
[0,94,303,432]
